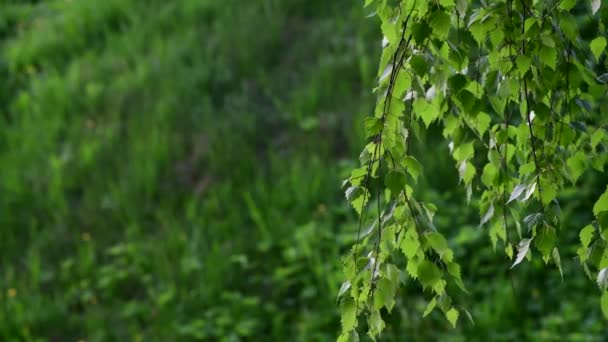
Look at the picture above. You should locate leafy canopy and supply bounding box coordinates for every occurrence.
[340,0,608,340]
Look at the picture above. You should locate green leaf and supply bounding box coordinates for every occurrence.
[580,225,596,248]
[446,308,459,328]
[410,55,428,76]
[448,74,468,93]
[412,20,432,45]
[403,156,423,182]
[540,45,557,70]
[475,112,492,136]
[535,226,556,262]
[519,162,536,177]
[381,19,398,46]
[423,297,437,317]
[459,161,476,185]
[367,310,385,338]
[401,228,421,259]
[453,141,474,162]
[541,183,557,206]
[414,98,440,127]
[337,281,351,300]
[590,36,607,62]
[430,10,451,40]
[481,163,498,187]
[560,13,579,41]
[456,90,477,114]
[602,291,608,319]
[340,297,357,333]
[591,129,605,149]
[374,277,395,311]
[553,248,563,280]
[559,0,576,11]
[489,220,507,249]
[393,72,412,98]
[417,260,442,289]
[594,188,608,216]
[516,55,531,74]
[364,117,383,138]
[426,232,454,262]
[346,186,368,215]
[385,171,407,196]
[524,18,539,35]
[567,151,587,183]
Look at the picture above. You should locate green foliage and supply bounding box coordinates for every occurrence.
[342,0,608,338]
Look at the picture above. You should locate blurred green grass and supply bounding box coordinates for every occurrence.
[0,0,607,341]
[0,0,378,340]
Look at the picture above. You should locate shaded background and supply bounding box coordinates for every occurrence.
[0,0,606,340]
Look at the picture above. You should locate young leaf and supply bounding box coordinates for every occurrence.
[446,307,459,328]
[591,129,605,149]
[580,224,596,248]
[536,227,557,261]
[590,37,607,62]
[567,151,587,183]
[516,55,531,74]
[401,227,421,259]
[426,232,454,262]
[481,163,498,186]
[414,98,440,127]
[594,188,608,216]
[423,297,437,317]
[559,0,576,11]
[340,298,358,333]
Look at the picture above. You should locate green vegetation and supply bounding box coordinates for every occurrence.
[0,0,606,341]
[342,0,608,340]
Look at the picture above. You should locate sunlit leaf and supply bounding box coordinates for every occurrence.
[590,37,607,62]
[338,281,351,300]
[592,0,602,14]
[446,307,459,328]
[480,202,494,226]
[594,188,608,216]
[511,238,532,268]
[580,225,596,248]
[507,184,526,204]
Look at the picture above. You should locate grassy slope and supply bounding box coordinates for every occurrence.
[0,0,378,340]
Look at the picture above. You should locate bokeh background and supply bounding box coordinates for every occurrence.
[1,0,606,340]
